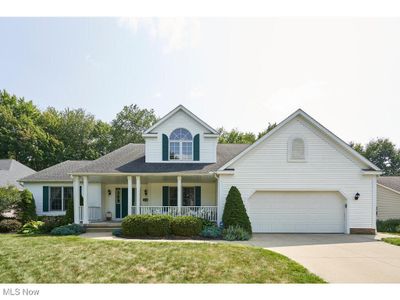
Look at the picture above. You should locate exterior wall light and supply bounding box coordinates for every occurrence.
[354,192,360,200]
[108,189,111,196]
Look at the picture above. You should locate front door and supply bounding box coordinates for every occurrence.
[115,188,135,219]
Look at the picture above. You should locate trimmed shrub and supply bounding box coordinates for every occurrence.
[0,219,22,233]
[15,189,37,224]
[222,225,250,241]
[377,219,400,233]
[20,221,45,235]
[199,218,216,229]
[112,228,122,237]
[122,215,173,237]
[200,225,222,238]
[38,216,67,233]
[222,186,252,234]
[147,215,172,237]
[50,224,85,236]
[171,216,202,237]
[64,198,74,224]
[122,215,149,237]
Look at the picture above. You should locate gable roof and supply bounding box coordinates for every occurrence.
[20,160,92,182]
[0,159,36,189]
[144,105,219,135]
[378,177,400,193]
[219,108,381,172]
[72,143,249,175]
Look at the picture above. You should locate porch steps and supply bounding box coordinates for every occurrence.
[84,222,121,233]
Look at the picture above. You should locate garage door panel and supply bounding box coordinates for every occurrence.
[247,191,345,233]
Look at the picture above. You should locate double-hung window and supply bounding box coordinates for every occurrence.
[49,186,73,211]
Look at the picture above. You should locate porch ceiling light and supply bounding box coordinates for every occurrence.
[354,192,360,200]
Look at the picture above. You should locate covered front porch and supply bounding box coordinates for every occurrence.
[73,174,218,224]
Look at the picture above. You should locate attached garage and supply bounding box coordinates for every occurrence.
[247,191,346,233]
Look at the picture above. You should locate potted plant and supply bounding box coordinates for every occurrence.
[105,211,112,221]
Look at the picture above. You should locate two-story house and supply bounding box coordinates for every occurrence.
[20,105,381,234]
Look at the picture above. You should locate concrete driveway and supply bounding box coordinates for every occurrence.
[238,234,400,283]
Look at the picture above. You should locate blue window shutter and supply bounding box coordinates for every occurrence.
[195,186,201,206]
[162,186,169,206]
[194,134,200,161]
[162,134,169,161]
[43,186,49,212]
[132,188,136,206]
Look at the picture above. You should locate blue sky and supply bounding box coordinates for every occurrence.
[1,18,399,146]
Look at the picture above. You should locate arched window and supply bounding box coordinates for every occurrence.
[169,128,193,160]
[289,137,306,161]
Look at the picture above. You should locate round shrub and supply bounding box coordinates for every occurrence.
[222,186,252,234]
[222,225,250,241]
[200,225,222,239]
[0,219,22,233]
[146,215,172,237]
[122,215,149,237]
[171,216,202,237]
[112,228,122,237]
[50,224,85,236]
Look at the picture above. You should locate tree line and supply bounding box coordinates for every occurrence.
[1,89,399,175]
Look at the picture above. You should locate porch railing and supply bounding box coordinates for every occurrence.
[139,206,217,221]
[79,206,217,222]
[79,206,101,222]
[140,206,180,217]
[181,206,217,222]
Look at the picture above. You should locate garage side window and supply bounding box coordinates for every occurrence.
[289,137,306,161]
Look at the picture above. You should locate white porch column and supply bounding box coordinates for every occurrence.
[83,176,89,224]
[177,176,182,215]
[73,176,80,224]
[127,176,132,215]
[136,176,141,215]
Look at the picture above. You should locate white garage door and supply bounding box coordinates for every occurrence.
[247,191,345,233]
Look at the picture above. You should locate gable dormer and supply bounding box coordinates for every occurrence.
[143,105,219,163]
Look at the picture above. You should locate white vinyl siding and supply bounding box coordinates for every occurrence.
[377,185,400,220]
[144,110,218,163]
[218,116,376,232]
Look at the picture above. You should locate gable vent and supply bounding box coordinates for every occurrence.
[290,138,305,160]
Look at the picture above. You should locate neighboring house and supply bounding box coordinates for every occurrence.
[20,105,381,234]
[377,177,400,221]
[0,159,36,190]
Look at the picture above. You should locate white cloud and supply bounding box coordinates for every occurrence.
[117,17,200,53]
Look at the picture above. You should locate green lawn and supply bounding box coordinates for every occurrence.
[382,237,400,246]
[0,234,324,283]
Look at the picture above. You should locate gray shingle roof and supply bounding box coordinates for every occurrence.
[0,159,36,189]
[18,144,250,182]
[74,143,250,174]
[20,160,92,182]
[378,177,400,193]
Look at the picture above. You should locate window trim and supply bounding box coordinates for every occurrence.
[48,186,73,212]
[287,136,307,162]
[169,128,193,161]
